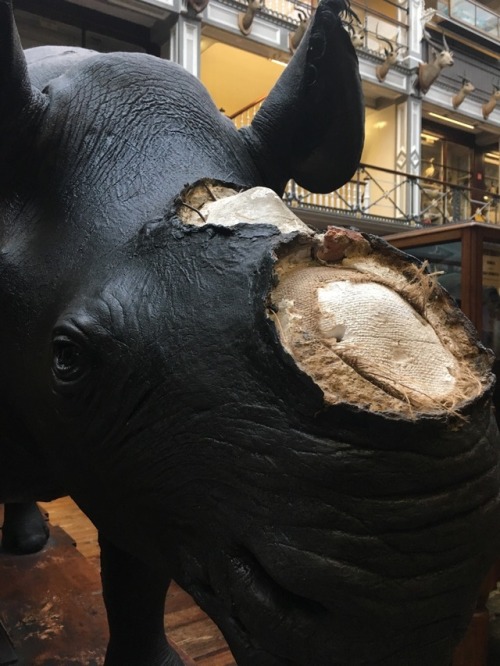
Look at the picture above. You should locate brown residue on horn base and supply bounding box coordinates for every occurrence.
[314,227,371,263]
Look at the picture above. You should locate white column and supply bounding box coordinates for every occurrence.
[170,15,201,77]
[497,139,500,189]
[391,0,425,224]
[408,0,426,67]
[396,97,422,224]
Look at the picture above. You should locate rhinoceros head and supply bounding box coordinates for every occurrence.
[1,1,500,665]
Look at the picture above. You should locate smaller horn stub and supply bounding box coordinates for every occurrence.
[270,227,491,418]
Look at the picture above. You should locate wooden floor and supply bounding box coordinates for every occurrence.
[5,498,497,665]
[35,497,236,666]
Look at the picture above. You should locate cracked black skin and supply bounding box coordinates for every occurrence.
[1,1,500,665]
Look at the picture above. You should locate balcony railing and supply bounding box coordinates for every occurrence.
[349,0,408,55]
[284,164,500,228]
[230,97,500,228]
[222,0,409,47]
[258,0,312,21]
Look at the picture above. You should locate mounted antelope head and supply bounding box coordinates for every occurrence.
[375,27,406,82]
[452,77,475,109]
[345,15,366,49]
[482,84,500,120]
[417,32,454,94]
[290,10,311,53]
[238,0,265,35]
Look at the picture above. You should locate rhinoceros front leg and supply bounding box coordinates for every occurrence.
[99,533,182,666]
[1,501,49,554]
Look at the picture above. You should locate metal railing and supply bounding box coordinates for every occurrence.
[230,97,265,123]
[262,0,312,21]
[231,96,500,228]
[284,164,500,227]
[349,0,409,55]
[229,43,499,229]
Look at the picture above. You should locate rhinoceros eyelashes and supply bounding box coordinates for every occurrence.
[52,334,87,383]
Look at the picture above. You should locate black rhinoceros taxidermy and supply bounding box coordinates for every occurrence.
[1,0,500,664]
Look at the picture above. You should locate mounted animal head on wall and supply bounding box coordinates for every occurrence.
[238,0,265,35]
[451,76,475,109]
[289,9,311,53]
[186,0,209,15]
[375,26,406,82]
[482,83,500,120]
[343,11,366,49]
[416,31,454,94]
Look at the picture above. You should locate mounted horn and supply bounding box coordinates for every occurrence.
[238,0,265,36]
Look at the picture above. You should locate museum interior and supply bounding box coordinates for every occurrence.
[2,0,500,664]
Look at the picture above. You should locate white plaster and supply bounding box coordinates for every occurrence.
[186,187,313,235]
[316,279,457,398]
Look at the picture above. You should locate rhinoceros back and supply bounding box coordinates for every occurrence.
[25,45,98,90]
[13,49,263,251]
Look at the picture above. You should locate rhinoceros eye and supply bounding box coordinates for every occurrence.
[52,335,86,382]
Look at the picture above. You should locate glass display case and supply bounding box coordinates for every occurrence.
[386,222,500,665]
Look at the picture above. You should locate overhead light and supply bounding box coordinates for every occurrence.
[485,151,500,166]
[270,59,287,67]
[374,121,387,129]
[428,112,475,129]
[421,132,441,143]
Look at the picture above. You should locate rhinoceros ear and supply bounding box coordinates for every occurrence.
[239,0,364,195]
[0,0,45,132]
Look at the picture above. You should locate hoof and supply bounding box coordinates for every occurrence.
[1,502,50,554]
